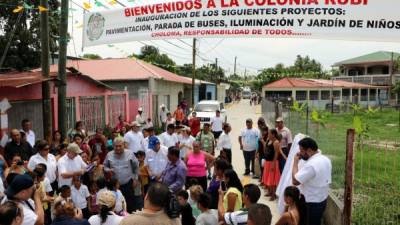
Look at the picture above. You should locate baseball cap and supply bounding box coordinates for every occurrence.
[160,104,165,108]
[275,117,284,122]
[148,136,160,150]
[5,174,34,197]
[67,143,83,154]
[98,190,116,208]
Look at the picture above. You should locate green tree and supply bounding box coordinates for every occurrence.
[0,0,60,71]
[82,53,102,59]
[130,45,177,72]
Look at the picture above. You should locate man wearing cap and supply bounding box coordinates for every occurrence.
[2,174,45,225]
[159,124,179,148]
[136,107,146,127]
[159,104,169,131]
[124,122,145,153]
[104,137,141,213]
[275,117,293,173]
[145,136,168,182]
[57,143,87,187]
[239,119,260,176]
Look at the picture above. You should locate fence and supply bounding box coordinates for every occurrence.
[262,99,400,225]
[107,94,126,128]
[79,96,105,134]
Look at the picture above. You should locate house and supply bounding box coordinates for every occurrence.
[48,58,193,127]
[262,78,384,110]
[0,70,128,139]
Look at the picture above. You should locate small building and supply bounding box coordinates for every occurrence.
[262,78,384,110]
[0,70,128,139]
[49,58,193,127]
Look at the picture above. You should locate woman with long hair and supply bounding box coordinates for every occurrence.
[262,128,285,201]
[221,169,243,212]
[0,201,24,225]
[50,130,63,155]
[207,158,232,209]
[88,191,123,225]
[275,186,306,225]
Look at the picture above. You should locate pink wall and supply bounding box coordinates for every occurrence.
[129,99,139,123]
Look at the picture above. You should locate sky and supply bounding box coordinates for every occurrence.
[66,0,400,76]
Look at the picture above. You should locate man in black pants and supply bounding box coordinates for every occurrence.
[239,119,260,176]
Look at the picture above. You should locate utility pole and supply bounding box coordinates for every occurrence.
[234,56,237,76]
[40,0,52,142]
[215,58,218,100]
[192,38,196,108]
[58,0,69,139]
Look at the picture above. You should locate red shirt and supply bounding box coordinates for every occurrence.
[174,109,185,122]
[189,118,200,137]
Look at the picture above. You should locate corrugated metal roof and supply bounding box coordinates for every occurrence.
[0,71,56,88]
[334,51,400,66]
[45,58,192,85]
[263,77,374,89]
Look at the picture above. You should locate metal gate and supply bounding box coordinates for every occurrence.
[79,96,105,134]
[138,88,149,120]
[65,98,76,132]
[7,100,44,139]
[108,94,126,128]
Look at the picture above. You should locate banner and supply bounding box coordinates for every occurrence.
[83,0,400,47]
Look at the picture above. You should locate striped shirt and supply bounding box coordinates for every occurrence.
[224,208,248,225]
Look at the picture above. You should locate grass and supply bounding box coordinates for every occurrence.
[286,108,400,224]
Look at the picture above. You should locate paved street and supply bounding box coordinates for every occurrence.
[225,99,280,223]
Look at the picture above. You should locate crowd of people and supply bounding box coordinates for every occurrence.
[0,103,332,225]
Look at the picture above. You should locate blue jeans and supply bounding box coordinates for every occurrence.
[306,199,327,225]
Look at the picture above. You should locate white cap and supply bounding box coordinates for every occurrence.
[138,107,143,111]
[160,104,165,108]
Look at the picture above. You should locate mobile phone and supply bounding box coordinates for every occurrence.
[220,181,227,191]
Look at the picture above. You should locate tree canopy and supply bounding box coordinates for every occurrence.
[82,53,102,60]
[0,0,60,71]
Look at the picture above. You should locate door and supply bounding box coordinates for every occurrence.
[152,95,159,127]
[79,96,105,134]
[138,88,149,120]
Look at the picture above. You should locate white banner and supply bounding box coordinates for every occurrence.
[83,0,400,47]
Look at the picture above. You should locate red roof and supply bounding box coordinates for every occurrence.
[0,71,56,88]
[263,77,374,89]
[45,58,192,85]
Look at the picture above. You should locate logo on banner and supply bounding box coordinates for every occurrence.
[86,13,105,41]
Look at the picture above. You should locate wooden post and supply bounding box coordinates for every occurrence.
[343,128,355,225]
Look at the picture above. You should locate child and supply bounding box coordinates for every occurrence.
[177,190,195,225]
[136,150,149,195]
[188,185,203,219]
[33,165,54,225]
[106,178,127,215]
[71,176,91,219]
[146,118,153,128]
[52,185,71,219]
[88,181,99,215]
[196,193,218,225]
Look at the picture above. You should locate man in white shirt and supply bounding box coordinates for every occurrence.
[135,107,146,127]
[238,119,259,176]
[276,117,293,173]
[124,122,145,153]
[159,124,179,148]
[159,104,169,131]
[145,136,168,181]
[57,143,87,187]
[211,110,224,139]
[217,123,232,163]
[20,119,35,147]
[292,137,332,225]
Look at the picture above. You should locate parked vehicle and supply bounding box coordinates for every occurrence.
[242,90,252,99]
[193,100,227,124]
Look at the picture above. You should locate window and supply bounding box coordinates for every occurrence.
[321,91,330,100]
[295,91,307,101]
[361,89,368,101]
[369,89,376,101]
[309,91,319,100]
[333,91,341,100]
[342,89,350,100]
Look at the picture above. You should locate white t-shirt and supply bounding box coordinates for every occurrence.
[217,132,232,150]
[89,212,123,225]
[145,146,168,177]
[71,184,90,209]
[278,127,293,149]
[21,199,37,225]
[159,132,179,148]
[43,177,53,193]
[240,128,259,151]
[20,129,35,148]
[224,210,248,225]
[295,152,332,203]
[211,116,224,132]
[124,131,145,153]
[179,136,195,159]
[196,209,218,225]
[57,155,87,187]
[28,153,58,183]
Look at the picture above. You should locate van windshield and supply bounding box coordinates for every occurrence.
[195,104,219,112]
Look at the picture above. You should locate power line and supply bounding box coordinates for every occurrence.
[176,39,192,48]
